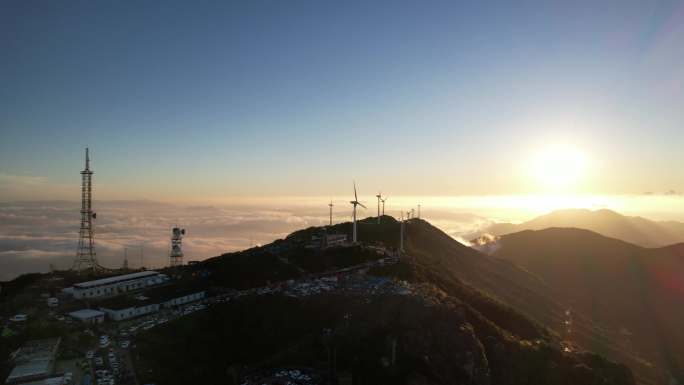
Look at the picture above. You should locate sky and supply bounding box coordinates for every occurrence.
[2,1,684,279]
[1,0,683,201]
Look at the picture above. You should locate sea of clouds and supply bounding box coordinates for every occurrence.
[0,199,501,281]
[5,194,681,281]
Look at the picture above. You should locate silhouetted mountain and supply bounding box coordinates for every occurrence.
[135,217,636,385]
[479,228,684,384]
[483,209,684,247]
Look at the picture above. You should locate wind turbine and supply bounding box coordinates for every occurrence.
[328,200,334,226]
[399,211,405,253]
[380,196,388,216]
[417,204,421,219]
[376,192,382,224]
[350,182,366,242]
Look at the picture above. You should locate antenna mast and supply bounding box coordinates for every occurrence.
[169,227,185,267]
[73,148,101,272]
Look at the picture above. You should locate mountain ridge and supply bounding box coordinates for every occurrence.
[478,227,684,384]
[481,209,684,248]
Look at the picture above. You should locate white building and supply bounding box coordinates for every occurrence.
[68,309,105,324]
[323,233,347,247]
[64,271,168,299]
[98,287,206,321]
[161,291,206,308]
[100,302,160,322]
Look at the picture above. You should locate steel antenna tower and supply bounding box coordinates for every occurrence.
[169,226,186,267]
[73,148,100,272]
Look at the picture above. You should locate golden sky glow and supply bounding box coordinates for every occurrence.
[527,144,589,193]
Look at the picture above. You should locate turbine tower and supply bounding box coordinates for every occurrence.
[376,192,382,224]
[169,226,186,267]
[122,248,129,270]
[380,196,388,216]
[399,211,405,253]
[349,182,366,243]
[417,204,421,219]
[73,148,100,272]
[328,200,334,226]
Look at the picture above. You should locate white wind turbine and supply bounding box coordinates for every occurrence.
[399,210,405,253]
[376,192,382,224]
[350,182,366,242]
[380,196,388,216]
[328,200,334,226]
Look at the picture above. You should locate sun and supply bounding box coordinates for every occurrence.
[529,144,587,191]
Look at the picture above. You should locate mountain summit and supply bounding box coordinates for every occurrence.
[482,209,684,247]
[132,217,636,385]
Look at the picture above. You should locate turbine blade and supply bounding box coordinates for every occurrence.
[359,203,367,209]
[354,181,358,201]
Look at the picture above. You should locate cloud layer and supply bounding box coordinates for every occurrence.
[0,200,498,281]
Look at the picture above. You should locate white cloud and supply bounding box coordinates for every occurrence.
[0,200,500,281]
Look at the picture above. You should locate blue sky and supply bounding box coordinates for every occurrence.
[1,0,683,201]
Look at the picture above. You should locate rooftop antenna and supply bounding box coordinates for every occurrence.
[73,147,101,273]
[380,196,388,216]
[376,192,382,224]
[328,200,334,226]
[169,226,185,267]
[349,182,366,243]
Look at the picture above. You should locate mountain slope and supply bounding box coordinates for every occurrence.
[483,209,684,247]
[139,217,637,385]
[484,228,684,384]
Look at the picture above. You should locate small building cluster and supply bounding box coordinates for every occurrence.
[308,233,348,249]
[98,286,206,322]
[63,270,206,323]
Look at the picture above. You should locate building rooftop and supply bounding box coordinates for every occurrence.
[73,271,160,289]
[7,360,52,383]
[7,338,61,384]
[68,309,105,319]
[98,281,207,310]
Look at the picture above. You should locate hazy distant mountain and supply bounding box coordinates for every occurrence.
[479,228,684,384]
[483,209,684,247]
